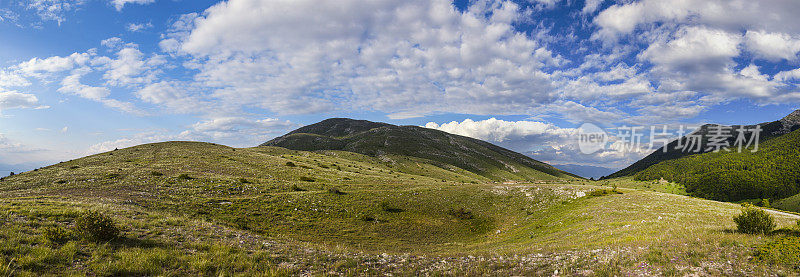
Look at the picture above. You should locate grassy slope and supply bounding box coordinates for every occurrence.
[633,128,800,202]
[1,141,800,275]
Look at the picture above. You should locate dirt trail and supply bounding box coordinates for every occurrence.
[765,208,800,219]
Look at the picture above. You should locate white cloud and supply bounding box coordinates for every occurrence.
[181,117,295,141]
[0,90,43,113]
[745,30,800,61]
[165,0,560,116]
[425,118,574,143]
[775,68,800,82]
[0,70,30,88]
[135,81,206,114]
[593,0,800,42]
[126,22,153,32]
[26,0,85,25]
[581,0,604,14]
[110,0,156,11]
[16,52,92,77]
[95,46,166,86]
[425,118,649,168]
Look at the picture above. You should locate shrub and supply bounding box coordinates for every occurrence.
[327,187,345,195]
[177,174,192,180]
[299,176,315,182]
[589,189,623,197]
[290,184,305,192]
[733,204,776,234]
[150,171,163,176]
[74,211,120,241]
[43,226,73,244]
[380,202,403,213]
[360,214,376,222]
[447,208,474,220]
[238,178,252,184]
[285,162,296,167]
[761,199,771,208]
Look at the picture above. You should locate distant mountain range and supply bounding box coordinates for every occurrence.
[263,118,579,181]
[553,164,617,179]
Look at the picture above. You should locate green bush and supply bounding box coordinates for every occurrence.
[285,162,296,167]
[327,187,345,195]
[238,178,251,184]
[733,204,775,234]
[380,201,403,213]
[177,174,192,180]
[43,226,73,244]
[300,176,315,182]
[589,189,623,197]
[74,211,120,241]
[150,171,163,176]
[290,184,305,191]
[447,208,474,220]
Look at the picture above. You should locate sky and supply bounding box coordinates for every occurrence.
[1,0,800,175]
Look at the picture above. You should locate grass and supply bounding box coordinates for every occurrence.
[1,141,800,275]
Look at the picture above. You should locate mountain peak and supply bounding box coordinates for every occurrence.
[285,118,393,138]
[780,109,800,133]
[262,118,578,181]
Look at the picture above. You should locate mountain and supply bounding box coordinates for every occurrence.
[1,129,799,274]
[553,164,617,179]
[604,110,800,179]
[263,118,579,181]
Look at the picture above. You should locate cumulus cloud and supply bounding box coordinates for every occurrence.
[163,0,560,117]
[593,0,800,41]
[425,118,649,168]
[0,90,44,113]
[745,30,800,61]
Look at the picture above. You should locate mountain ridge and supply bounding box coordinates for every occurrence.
[262,118,579,181]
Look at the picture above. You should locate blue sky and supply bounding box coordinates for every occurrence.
[2,0,800,175]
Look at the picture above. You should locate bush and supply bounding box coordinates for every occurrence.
[290,184,305,192]
[327,187,345,195]
[43,226,73,244]
[380,201,403,213]
[589,189,623,197]
[177,174,192,180]
[74,211,120,241]
[238,178,252,184]
[299,176,315,182]
[447,208,474,220]
[733,204,776,234]
[285,162,296,167]
[150,171,163,176]
[360,214,376,222]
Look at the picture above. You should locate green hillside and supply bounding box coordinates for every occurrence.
[605,109,800,179]
[633,128,800,202]
[262,118,579,181]
[1,141,799,275]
